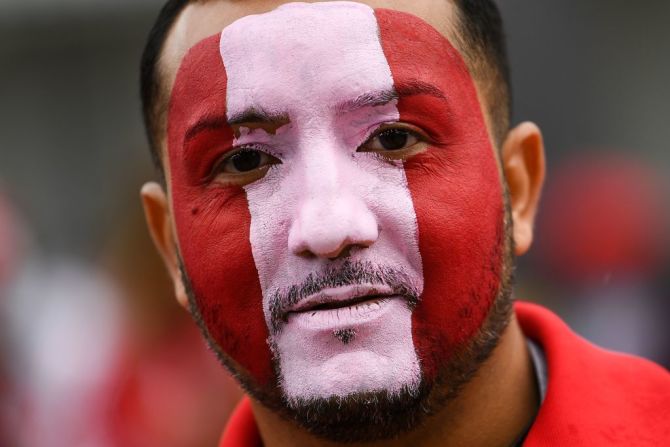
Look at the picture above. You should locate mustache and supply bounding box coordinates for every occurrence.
[268,260,420,335]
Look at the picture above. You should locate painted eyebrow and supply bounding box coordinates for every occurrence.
[396,80,447,100]
[184,115,229,143]
[183,109,290,144]
[335,80,447,114]
[227,108,290,127]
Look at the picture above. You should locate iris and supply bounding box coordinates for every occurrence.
[378,129,409,150]
[231,149,262,172]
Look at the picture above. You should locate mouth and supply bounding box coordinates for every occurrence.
[287,284,396,315]
[274,284,403,331]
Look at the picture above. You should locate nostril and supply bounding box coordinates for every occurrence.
[295,248,317,259]
[327,245,353,261]
[325,243,373,261]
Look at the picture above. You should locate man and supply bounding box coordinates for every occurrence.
[138,0,670,445]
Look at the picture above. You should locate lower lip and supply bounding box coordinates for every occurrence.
[286,296,402,330]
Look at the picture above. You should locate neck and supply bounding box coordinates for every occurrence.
[251,314,538,447]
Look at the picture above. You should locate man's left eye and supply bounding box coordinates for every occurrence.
[371,129,417,150]
[358,125,427,158]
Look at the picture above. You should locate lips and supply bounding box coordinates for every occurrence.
[281,284,400,330]
[267,262,422,335]
[288,284,395,313]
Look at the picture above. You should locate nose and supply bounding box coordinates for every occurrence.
[287,136,381,258]
[287,135,380,259]
[288,196,379,259]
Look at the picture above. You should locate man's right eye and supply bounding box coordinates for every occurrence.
[211,146,281,185]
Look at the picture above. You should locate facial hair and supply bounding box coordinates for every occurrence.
[179,193,515,443]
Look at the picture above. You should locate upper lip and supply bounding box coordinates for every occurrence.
[287,284,395,314]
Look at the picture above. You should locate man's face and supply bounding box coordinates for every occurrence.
[164,0,509,439]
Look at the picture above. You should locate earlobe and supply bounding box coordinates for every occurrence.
[501,122,546,256]
[140,182,190,309]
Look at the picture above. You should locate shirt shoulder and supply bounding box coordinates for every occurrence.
[516,301,670,446]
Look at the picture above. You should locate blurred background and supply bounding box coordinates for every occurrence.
[0,0,668,445]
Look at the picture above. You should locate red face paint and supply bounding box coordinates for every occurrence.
[376,9,505,381]
[167,35,273,385]
[166,7,505,393]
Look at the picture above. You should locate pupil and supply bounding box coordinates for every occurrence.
[232,150,261,172]
[379,130,408,150]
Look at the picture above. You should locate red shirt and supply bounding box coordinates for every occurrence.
[220,301,670,446]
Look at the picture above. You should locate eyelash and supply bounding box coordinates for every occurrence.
[208,143,274,176]
[359,123,429,147]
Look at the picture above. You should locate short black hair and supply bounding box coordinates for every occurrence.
[140,0,511,174]
[454,0,511,147]
[140,0,192,173]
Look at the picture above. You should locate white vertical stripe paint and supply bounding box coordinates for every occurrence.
[220,1,424,401]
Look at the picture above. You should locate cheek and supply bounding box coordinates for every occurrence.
[171,187,274,385]
[406,146,504,381]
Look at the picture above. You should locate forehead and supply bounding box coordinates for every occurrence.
[221,2,393,115]
[161,0,456,99]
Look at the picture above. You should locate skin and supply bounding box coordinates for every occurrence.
[141,1,546,446]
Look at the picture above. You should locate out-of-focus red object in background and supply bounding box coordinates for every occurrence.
[535,154,669,282]
[107,321,242,447]
[100,182,244,447]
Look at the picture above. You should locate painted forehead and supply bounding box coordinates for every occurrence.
[220,2,393,114]
[168,1,476,123]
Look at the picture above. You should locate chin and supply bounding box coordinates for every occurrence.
[282,382,432,443]
[272,296,422,404]
[263,296,512,443]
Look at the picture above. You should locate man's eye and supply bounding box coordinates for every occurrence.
[358,125,427,159]
[210,146,281,185]
[218,147,279,174]
[365,129,418,151]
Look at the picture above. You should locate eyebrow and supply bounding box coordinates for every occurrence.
[335,79,447,114]
[183,108,290,143]
[227,107,290,127]
[184,115,229,143]
[397,80,447,100]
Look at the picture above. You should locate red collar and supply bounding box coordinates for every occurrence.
[516,302,669,446]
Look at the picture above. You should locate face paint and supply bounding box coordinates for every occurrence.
[167,1,504,405]
[167,35,274,384]
[375,9,505,382]
[220,2,423,402]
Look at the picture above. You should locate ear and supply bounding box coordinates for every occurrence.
[501,122,546,256]
[140,182,189,309]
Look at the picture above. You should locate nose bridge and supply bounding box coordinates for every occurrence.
[303,135,340,199]
[288,136,378,258]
